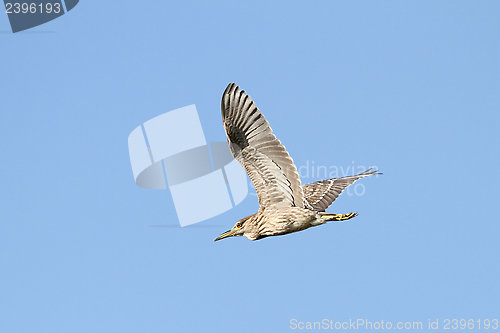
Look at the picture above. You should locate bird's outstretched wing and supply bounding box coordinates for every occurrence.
[303,168,381,211]
[221,83,303,209]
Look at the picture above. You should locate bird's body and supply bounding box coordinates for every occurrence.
[214,83,380,242]
[218,208,358,241]
[233,207,316,241]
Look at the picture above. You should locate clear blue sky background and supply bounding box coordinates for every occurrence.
[1,1,499,332]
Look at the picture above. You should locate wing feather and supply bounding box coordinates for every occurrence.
[221,83,303,209]
[302,168,381,211]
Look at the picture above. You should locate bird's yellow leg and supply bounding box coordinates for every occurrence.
[322,212,358,221]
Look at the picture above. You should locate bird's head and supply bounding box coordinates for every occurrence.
[214,215,255,241]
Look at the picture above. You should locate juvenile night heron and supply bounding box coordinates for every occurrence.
[214,83,381,241]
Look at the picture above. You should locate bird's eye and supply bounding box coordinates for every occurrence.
[236,223,242,228]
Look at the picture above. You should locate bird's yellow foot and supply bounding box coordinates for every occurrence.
[331,212,358,221]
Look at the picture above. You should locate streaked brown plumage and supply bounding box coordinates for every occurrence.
[214,83,381,241]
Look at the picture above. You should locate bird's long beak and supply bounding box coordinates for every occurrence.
[214,228,238,242]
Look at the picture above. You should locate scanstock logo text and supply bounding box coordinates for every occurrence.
[4,0,79,33]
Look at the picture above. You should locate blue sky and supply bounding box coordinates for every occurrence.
[1,1,499,332]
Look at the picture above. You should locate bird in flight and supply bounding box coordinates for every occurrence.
[214,83,381,241]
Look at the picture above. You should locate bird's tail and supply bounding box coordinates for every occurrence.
[319,212,358,222]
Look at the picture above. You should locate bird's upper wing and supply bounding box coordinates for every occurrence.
[221,83,303,209]
[303,168,381,211]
